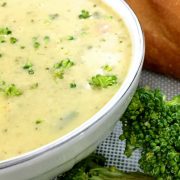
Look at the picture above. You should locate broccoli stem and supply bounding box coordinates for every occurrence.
[59,153,153,180]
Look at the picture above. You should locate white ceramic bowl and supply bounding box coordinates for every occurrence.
[0,0,144,179]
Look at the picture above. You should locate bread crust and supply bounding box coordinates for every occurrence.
[126,0,180,79]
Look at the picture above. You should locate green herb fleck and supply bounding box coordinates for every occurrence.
[35,119,43,124]
[32,37,38,41]
[3,129,8,133]
[43,36,50,43]
[0,36,6,43]
[87,45,93,49]
[70,83,77,88]
[0,27,12,35]
[33,41,40,49]
[1,2,7,7]
[23,62,34,74]
[67,36,75,41]
[5,85,22,96]
[100,38,106,42]
[0,81,22,97]
[89,74,118,88]
[10,37,18,44]
[32,37,40,49]
[106,15,113,19]
[20,46,25,49]
[30,83,39,89]
[102,65,113,72]
[49,13,59,20]
[0,53,3,58]
[52,59,74,79]
[93,11,101,19]
[79,10,91,19]
[80,27,89,36]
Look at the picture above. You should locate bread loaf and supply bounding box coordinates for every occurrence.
[126,0,180,79]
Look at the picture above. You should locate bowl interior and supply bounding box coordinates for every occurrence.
[0,0,144,168]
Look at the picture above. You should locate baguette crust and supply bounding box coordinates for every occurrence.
[126,0,180,79]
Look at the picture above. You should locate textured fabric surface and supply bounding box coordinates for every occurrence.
[96,70,180,172]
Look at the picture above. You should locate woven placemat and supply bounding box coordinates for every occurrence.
[96,70,180,172]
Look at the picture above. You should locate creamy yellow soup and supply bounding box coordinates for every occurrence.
[0,0,132,160]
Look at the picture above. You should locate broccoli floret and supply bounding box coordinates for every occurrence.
[79,10,91,19]
[0,27,12,35]
[59,154,105,180]
[23,62,34,74]
[120,87,180,179]
[0,81,22,97]
[58,153,153,180]
[10,37,18,44]
[52,59,74,79]
[89,74,118,89]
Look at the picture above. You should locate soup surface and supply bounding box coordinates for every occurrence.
[0,0,132,160]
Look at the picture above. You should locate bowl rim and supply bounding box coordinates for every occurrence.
[0,0,145,168]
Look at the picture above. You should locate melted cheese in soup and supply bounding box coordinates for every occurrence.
[0,0,132,160]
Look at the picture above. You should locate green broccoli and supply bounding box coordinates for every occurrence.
[0,27,12,44]
[49,13,59,20]
[0,36,6,43]
[102,65,113,72]
[23,62,34,74]
[0,27,12,35]
[89,74,118,89]
[59,153,153,180]
[52,59,74,79]
[119,87,180,179]
[10,37,18,44]
[0,81,22,97]
[79,10,91,19]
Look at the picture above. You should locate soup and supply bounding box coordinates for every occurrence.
[0,0,132,160]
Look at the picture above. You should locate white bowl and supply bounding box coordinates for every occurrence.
[0,0,144,179]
